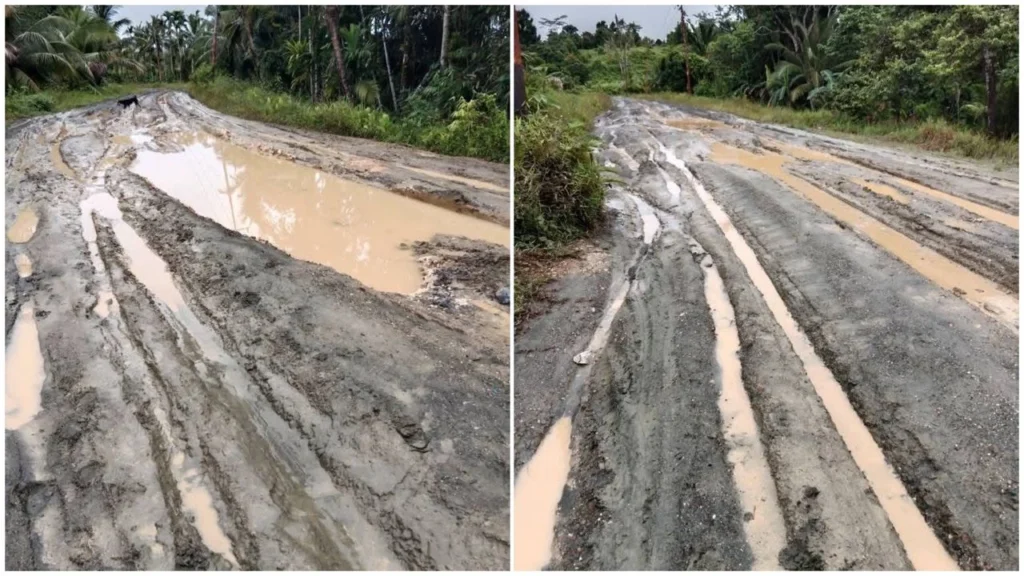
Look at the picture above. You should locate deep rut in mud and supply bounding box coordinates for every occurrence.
[514,97,1017,570]
[6,91,510,570]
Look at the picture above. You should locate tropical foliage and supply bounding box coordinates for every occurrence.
[518,5,1019,139]
[6,5,510,161]
[5,5,141,89]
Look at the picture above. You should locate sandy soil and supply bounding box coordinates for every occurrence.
[514,97,1017,570]
[5,91,509,570]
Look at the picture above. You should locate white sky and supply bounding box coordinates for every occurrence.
[113,4,208,28]
[522,5,720,41]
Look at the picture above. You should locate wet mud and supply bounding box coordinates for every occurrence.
[514,97,1017,570]
[5,91,509,570]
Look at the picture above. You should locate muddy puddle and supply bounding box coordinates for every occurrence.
[401,165,508,194]
[667,147,959,570]
[709,142,1018,329]
[513,416,573,571]
[129,131,508,294]
[8,207,39,243]
[666,117,727,132]
[14,253,33,278]
[851,178,911,205]
[50,141,78,181]
[891,177,1018,230]
[6,303,46,430]
[696,249,785,569]
[763,139,1018,230]
[151,406,238,568]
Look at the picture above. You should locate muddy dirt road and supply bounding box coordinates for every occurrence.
[514,98,1017,570]
[6,91,510,570]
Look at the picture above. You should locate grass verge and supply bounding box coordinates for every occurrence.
[514,90,611,249]
[639,92,1018,164]
[514,90,612,323]
[187,76,508,163]
[5,82,187,122]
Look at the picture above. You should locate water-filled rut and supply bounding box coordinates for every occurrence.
[5,91,510,570]
[515,96,1017,571]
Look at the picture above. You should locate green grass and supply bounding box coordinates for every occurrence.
[187,76,508,163]
[547,90,613,127]
[5,82,187,121]
[514,90,613,325]
[639,92,1019,164]
[515,90,611,249]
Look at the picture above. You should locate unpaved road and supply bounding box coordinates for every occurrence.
[6,91,510,570]
[514,98,1018,570]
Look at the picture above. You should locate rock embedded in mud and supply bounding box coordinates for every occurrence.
[573,351,592,366]
[495,287,510,306]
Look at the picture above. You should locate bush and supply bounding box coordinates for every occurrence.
[188,76,508,162]
[654,51,711,93]
[515,110,606,247]
[6,92,55,117]
[191,63,216,85]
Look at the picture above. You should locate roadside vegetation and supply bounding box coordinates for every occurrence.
[513,63,612,323]
[5,5,509,162]
[6,82,186,121]
[518,5,1018,162]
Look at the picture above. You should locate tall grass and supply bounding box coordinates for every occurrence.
[5,82,187,121]
[515,91,611,249]
[514,90,612,322]
[640,92,1018,163]
[188,77,508,163]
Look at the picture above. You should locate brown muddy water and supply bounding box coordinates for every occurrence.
[851,178,911,205]
[666,148,959,571]
[14,253,33,278]
[50,141,79,181]
[709,142,1018,330]
[130,131,508,294]
[5,303,46,431]
[513,416,573,571]
[400,165,508,194]
[7,207,39,243]
[698,251,786,569]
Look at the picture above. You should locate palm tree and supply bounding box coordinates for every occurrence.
[765,8,854,107]
[218,6,264,78]
[323,5,351,100]
[89,5,129,34]
[376,7,399,111]
[341,22,382,108]
[208,5,219,67]
[163,10,187,80]
[285,37,313,94]
[5,6,140,89]
[687,19,718,56]
[146,15,164,81]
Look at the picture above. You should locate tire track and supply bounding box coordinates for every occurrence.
[656,133,960,570]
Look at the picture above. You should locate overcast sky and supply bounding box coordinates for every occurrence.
[114,4,208,28]
[522,5,720,41]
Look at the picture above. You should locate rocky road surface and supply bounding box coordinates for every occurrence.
[514,98,1017,571]
[6,91,510,570]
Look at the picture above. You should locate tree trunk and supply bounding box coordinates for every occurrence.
[514,9,525,116]
[983,44,998,137]
[211,7,219,67]
[306,5,315,101]
[382,17,399,112]
[440,6,450,68]
[324,6,351,100]
[400,11,411,91]
[680,8,691,94]
[245,18,257,57]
